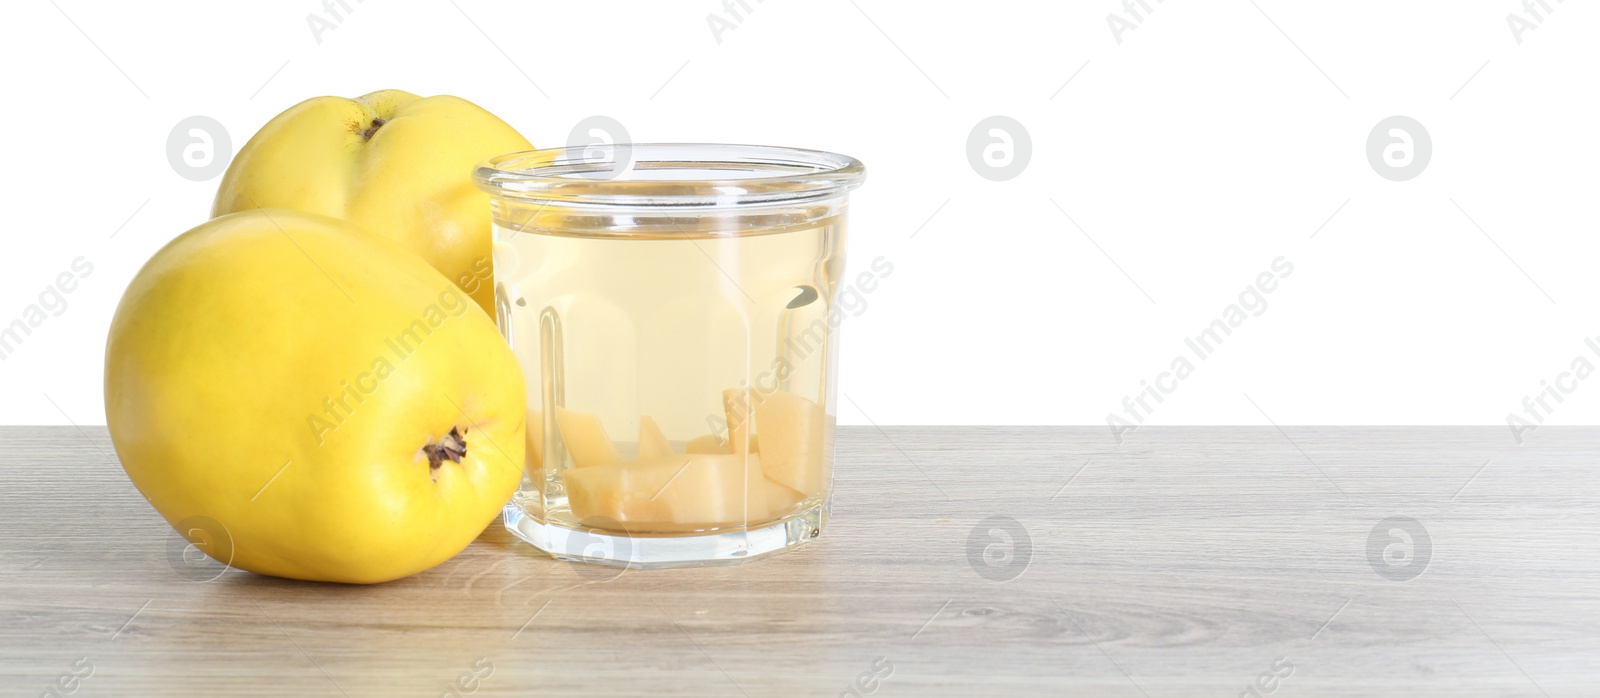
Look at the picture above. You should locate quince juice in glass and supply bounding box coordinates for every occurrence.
[476,144,863,567]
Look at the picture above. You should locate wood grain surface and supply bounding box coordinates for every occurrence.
[2,426,1597,697]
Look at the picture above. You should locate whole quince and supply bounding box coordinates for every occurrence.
[212,89,531,315]
[105,209,526,584]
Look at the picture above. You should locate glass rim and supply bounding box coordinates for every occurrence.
[473,143,865,210]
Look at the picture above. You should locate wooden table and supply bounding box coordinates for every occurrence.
[2,426,1596,696]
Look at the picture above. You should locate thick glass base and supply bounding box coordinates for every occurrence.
[503,501,827,569]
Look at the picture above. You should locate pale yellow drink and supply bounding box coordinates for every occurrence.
[476,143,862,566]
[495,218,842,533]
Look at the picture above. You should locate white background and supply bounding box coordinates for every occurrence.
[1,0,1596,432]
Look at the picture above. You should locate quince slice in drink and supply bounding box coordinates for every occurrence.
[685,433,727,454]
[563,453,770,527]
[555,407,619,468]
[752,390,826,496]
[638,415,673,460]
[684,433,758,454]
[765,478,806,516]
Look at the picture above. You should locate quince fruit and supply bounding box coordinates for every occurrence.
[105,209,526,583]
[212,89,531,315]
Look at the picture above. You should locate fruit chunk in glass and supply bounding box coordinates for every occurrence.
[551,387,822,531]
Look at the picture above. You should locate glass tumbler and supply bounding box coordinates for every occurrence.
[473,144,865,567]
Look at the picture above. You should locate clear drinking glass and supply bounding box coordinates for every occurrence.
[474,144,865,567]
